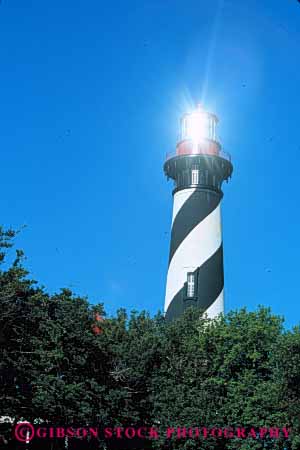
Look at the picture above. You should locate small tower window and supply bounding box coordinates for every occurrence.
[191,169,199,185]
[187,273,195,297]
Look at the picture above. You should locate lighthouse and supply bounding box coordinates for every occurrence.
[164,104,233,321]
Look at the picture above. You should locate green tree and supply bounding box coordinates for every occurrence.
[0,226,298,450]
[152,307,291,450]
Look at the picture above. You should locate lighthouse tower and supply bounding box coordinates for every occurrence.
[164,104,233,321]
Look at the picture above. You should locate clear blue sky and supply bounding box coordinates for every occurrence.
[1,0,300,328]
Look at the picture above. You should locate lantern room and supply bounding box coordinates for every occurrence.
[176,104,221,157]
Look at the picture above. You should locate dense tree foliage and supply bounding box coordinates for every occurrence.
[0,227,299,449]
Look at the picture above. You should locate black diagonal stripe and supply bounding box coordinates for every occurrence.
[169,189,221,265]
[165,244,224,321]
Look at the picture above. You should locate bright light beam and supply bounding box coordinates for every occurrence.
[181,105,215,144]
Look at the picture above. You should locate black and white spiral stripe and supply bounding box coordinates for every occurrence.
[164,187,224,320]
